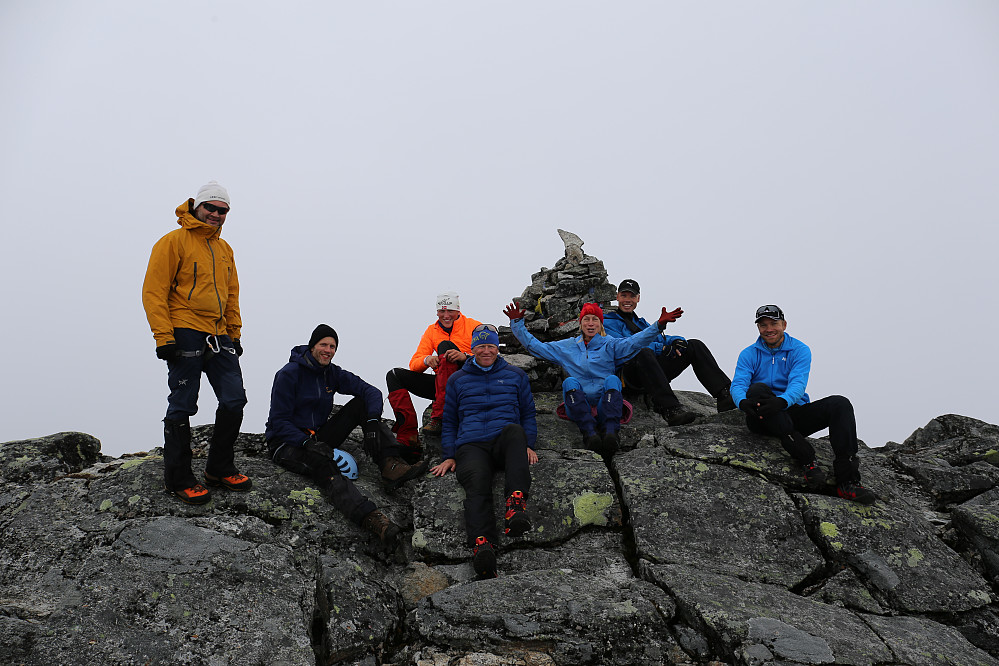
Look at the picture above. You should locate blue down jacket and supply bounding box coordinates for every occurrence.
[441,355,537,460]
[511,317,663,401]
[603,310,685,356]
[265,345,382,445]
[730,334,812,408]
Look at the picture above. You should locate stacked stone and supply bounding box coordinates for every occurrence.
[499,229,617,392]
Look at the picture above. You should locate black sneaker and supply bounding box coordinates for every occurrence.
[663,406,696,426]
[715,386,737,412]
[837,482,876,505]
[802,462,827,486]
[598,431,619,458]
[582,433,602,451]
[504,491,531,538]
[472,536,497,578]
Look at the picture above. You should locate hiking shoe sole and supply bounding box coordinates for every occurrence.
[383,459,429,492]
[505,513,532,538]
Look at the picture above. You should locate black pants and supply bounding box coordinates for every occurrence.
[385,341,462,398]
[744,382,858,469]
[454,424,532,546]
[267,397,389,525]
[620,340,730,409]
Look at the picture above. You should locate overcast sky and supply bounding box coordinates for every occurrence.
[2,2,996,458]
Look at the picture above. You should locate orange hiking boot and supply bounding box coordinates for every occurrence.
[166,483,212,505]
[204,472,253,491]
[504,490,531,537]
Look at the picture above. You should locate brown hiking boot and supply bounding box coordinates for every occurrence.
[381,456,428,492]
[421,417,443,436]
[361,510,401,548]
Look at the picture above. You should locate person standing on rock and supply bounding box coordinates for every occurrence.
[385,291,482,460]
[731,305,876,504]
[505,300,683,457]
[430,324,538,579]
[142,180,252,505]
[604,279,737,426]
[265,324,429,548]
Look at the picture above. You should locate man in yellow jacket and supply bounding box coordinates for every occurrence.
[142,181,252,505]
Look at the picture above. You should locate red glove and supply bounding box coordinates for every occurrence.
[504,302,526,321]
[657,307,683,330]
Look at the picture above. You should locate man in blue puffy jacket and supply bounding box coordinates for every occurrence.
[604,279,736,426]
[265,324,428,547]
[730,305,875,504]
[430,324,538,579]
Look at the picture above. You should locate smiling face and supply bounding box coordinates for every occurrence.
[310,336,338,365]
[756,318,787,348]
[473,343,498,367]
[616,290,640,314]
[580,314,603,341]
[194,200,229,227]
[437,309,460,328]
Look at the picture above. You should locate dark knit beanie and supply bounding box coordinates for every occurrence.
[309,324,339,349]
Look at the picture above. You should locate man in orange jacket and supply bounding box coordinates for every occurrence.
[385,291,481,461]
[142,181,252,505]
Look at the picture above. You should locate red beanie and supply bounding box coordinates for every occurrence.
[578,303,604,322]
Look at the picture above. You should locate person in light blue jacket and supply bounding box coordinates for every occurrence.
[505,300,683,457]
[731,305,875,504]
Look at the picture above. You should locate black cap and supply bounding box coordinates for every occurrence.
[309,324,339,348]
[617,279,640,295]
[754,305,784,322]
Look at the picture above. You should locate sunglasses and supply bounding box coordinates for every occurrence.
[473,324,498,333]
[755,305,784,319]
[202,203,230,215]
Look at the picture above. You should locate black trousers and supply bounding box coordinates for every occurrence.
[621,340,730,409]
[267,397,388,525]
[744,382,858,466]
[454,424,532,546]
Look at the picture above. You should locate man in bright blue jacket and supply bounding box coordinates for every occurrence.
[266,324,428,547]
[604,279,736,426]
[430,324,538,579]
[731,305,875,504]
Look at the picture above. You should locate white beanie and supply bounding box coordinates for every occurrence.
[193,180,230,208]
[436,291,460,311]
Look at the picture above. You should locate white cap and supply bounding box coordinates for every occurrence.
[436,291,460,311]
[193,180,230,208]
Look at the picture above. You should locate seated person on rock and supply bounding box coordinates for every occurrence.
[385,291,482,461]
[505,300,682,458]
[266,324,429,548]
[731,305,876,505]
[604,278,736,426]
[430,324,538,580]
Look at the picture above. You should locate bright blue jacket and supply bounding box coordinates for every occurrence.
[511,317,663,401]
[730,334,811,408]
[441,355,537,460]
[265,345,382,445]
[603,310,685,356]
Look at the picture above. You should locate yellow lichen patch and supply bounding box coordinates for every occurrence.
[819,521,839,538]
[99,499,112,512]
[906,548,924,567]
[573,493,613,527]
[695,462,709,472]
[831,541,843,551]
[709,445,729,454]
[288,488,322,506]
[411,530,428,549]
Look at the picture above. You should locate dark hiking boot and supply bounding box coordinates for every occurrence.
[661,406,696,426]
[204,471,253,491]
[800,462,827,486]
[837,482,877,505]
[165,483,212,506]
[472,536,497,579]
[504,491,531,538]
[715,386,737,412]
[362,510,401,548]
[381,456,428,492]
[421,417,442,436]
[598,431,619,458]
[582,433,602,451]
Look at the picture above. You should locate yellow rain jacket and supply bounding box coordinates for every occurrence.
[142,200,242,346]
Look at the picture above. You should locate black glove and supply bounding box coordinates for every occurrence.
[303,437,335,458]
[233,339,243,357]
[362,418,381,458]
[756,396,788,417]
[739,399,759,417]
[156,343,177,361]
[664,339,688,359]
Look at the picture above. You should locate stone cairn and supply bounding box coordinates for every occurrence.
[499,229,618,392]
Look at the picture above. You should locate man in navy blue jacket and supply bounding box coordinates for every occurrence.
[431,323,538,579]
[731,305,875,504]
[266,324,428,547]
[604,279,736,425]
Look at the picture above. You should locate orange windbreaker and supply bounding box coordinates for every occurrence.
[142,201,241,346]
[408,313,483,372]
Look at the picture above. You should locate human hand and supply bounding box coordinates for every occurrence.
[527,448,539,465]
[156,343,177,361]
[504,302,526,321]
[656,307,684,330]
[444,349,466,364]
[233,339,243,357]
[425,355,440,369]
[664,339,688,359]
[303,438,335,458]
[756,396,787,417]
[739,399,759,417]
[430,458,456,476]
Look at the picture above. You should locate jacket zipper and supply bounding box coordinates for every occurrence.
[187,262,198,300]
[207,238,224,334]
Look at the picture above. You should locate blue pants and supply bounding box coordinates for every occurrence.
[562,375,623,431]
[164,328,247,421]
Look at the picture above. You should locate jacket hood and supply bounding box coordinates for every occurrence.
[460,355,509,375]
[288,344,331,373]
[175,200,223,239]
[753,333,797,354]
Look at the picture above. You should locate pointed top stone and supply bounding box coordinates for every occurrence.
[557,229,584,266]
